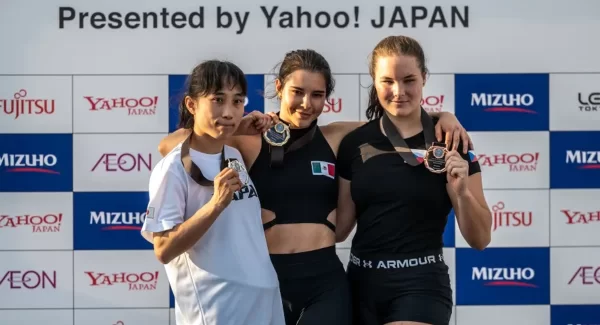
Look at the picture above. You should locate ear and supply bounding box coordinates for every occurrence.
[184,96,196,116]
[275,79,283,98]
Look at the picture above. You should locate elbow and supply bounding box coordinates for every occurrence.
[154,242,175,264]
[469,228,491,251]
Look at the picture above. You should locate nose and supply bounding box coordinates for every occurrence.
[301,95,311,110]
[392,82,405,97]
[222,104,235,119]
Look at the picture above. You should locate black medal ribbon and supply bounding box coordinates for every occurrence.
[269,118,318,168]
[181,132,239,186]
[381,107,438,166]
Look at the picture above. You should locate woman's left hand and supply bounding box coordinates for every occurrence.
[445,150,469,195]
[235,111,275,136]
[435,112,473,154]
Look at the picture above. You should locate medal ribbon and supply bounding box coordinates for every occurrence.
[381,107,439,166]
[181,132,234,186]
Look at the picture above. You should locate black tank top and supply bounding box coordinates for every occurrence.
[249,122,337,231]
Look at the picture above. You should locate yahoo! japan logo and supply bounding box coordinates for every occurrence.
[471,266,538,288]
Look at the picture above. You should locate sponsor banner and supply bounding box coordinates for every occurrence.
[74,309,170,325]
[73,192,153,250]
[455,306,550,325]
[550,189,600,247]
[0,134,73,192]
[0,76,73,133]
[456,247,550,305]
[550,73,600,131]
[550,131,600,189]
[455,74,549,131]
[73,75,169,133]
[550,247,600,305]
[0,251,73,308]
[73,250,170,308]
[455,190,549,248]
[72,134,165,192]
[0,310,73,325]
[168,74,265,132]
[550,305,600,325]
[0,192,73,250]
[468,131,550,189]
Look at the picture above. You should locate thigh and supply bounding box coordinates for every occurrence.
[384,294,452,325]
[296,273,352,325]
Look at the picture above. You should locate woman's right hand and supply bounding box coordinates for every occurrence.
[210,168,242,211]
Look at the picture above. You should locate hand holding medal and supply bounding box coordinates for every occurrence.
[444,150,469,195]
[226,158,250,186]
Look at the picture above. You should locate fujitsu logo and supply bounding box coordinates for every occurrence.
[0,89,55,119]
[562,209,600,224]
[491,201,532,231]
[85,96,158,116]
[477,152,539,172]
[85,271,159,291]
[0,213,63,232]
[0,270,57,289]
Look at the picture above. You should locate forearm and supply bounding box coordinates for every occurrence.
[335,208,357,242]
[456,190,492,250]
[155,202,224,264]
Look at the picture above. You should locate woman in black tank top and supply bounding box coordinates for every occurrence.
[157,49,473,325]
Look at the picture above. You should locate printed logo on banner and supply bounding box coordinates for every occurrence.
[456,247,550,305]
[73,309,170,325]
[443,210,455,247]
[468,131,549,189]
[550,247,600,305]
[168,74,264,132]
[0,76,73,133]
[551,305,600,325]
[0,134,73,192]
[73,134,164,192]
[73,76,169,133]
[74,250,169,308]
[550,74,600,131]
[550,131,600,189]
[456,190,549,247]
[0,251,73,308]
[455,74,549,131]
[0,193,73,250]
[550,189,600,247]
[422,74,455,114]
[74,192,153,250]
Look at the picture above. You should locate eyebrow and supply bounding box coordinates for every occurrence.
[290,86,325,94]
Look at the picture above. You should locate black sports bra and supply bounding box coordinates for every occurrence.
[249,123,337,231]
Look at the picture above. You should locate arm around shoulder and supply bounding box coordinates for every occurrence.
[142,161,225,264]
[158,128,191,157]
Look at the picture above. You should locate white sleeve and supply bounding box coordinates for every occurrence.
[141,163,187,243]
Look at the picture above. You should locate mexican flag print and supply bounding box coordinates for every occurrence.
[311,161,335,179]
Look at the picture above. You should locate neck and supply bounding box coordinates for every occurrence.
[386,108,423,138]
[190,127,224,154]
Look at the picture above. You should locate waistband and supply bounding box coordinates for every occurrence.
[269,245,342,279]
[349,249,445,270]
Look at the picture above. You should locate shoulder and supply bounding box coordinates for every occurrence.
[224,144,245,163]
[340,119,380,146]
[151,143,186,179]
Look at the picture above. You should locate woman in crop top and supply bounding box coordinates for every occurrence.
[157,49,472,325]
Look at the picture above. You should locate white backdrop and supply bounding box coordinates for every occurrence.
[1,0,600,324]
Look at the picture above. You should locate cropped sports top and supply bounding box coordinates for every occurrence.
[249,121,338,231]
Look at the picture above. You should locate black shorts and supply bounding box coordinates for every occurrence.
[347,249,453,325]
[270,246,352,325]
